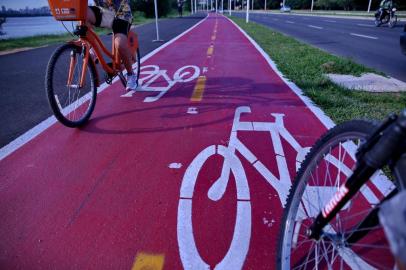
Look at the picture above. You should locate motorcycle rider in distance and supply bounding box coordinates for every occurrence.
[378,0,393,21]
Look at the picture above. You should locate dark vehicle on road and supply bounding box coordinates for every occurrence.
[375,6,397,28]
[401,25,406,55]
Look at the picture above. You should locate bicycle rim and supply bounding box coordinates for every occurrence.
[46,43,97,127]
[134,48,141,84]
[278,120,396,270]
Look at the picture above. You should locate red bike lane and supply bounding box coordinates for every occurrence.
[1,14,333,269]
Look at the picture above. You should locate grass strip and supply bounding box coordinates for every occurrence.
[230,16,406,124]
[262,9,406,18]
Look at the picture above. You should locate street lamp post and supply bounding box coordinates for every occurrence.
[264,0,266,10]
[246,0,250,22]
[367,0,372,12]
[153,0,163,42]
[191,0,193,13]
[311,0,314,12]
[229,0,232,15]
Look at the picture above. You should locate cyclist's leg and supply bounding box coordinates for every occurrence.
[112,19,133,74]
[87,6,102,27]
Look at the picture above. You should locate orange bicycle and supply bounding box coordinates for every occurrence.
[45,0,141,127]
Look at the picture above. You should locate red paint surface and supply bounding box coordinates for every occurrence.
[0,14,329,269]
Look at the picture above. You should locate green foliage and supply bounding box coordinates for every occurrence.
[230,16,406,123]
[281,0,406,10]
[130,0,176,18]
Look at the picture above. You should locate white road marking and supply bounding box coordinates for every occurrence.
[169,163,182,169]
[324,20,336,23]
[357,23,374,27]
[226,16,336,129]
[0,14,210,161]
[178,145,251,270]
[308,24,323,29]
[286,20,295,24]
[350,33,378,39]
[187,107,198,114]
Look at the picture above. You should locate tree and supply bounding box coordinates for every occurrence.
[337,0,354,10]
[130,0,176,18]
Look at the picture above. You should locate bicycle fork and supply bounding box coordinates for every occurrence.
[308,110,406,241]
[67,43,90,89]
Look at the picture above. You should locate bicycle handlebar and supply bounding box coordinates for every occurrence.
[364,109,406,168]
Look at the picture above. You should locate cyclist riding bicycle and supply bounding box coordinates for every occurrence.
[88,0,137,91]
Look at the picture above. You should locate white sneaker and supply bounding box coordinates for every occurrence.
[126,74,138,91]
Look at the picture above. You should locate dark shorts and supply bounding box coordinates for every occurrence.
[89,6,131,36]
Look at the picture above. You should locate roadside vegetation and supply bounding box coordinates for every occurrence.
[242,0,405,12]
[230,16,406,124]
[0,10,189,52]
[256,9,406,18]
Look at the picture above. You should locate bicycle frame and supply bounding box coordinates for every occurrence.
[67,21,139,88]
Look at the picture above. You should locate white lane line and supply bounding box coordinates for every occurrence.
[286,20,295,24]
[324,20,336,23]
[350,33,378,40]
[357,23,374,27]
[308,25,323,29]
[0,14,210,162]
[226,16,336,130]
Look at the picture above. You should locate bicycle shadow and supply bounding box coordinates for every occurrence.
[81,76,307,135]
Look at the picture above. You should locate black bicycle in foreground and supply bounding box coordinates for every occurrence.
[277,109,406,269]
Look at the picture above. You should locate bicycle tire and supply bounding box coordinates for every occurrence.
[134,48,141,85]
[277,120,396,270]
[45,43,97,128]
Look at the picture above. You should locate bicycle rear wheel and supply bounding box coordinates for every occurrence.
[277,120,397,270]
[45,43,97,128]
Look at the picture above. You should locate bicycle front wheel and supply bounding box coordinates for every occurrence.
[45,43,97,128]
[277,120,397,270]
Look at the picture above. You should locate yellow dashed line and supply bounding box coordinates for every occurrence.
[132,253,165,270]
[211,35,216,41]
[207,46,214,56]
[191,76,207,102]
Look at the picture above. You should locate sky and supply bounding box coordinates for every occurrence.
[0,0,94,10]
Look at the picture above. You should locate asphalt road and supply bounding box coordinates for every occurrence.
[232,12,406,82]
[0,14,206,148]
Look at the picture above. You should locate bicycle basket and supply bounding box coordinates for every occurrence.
[47,0,87,21]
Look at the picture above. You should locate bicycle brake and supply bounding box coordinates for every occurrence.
[356,113,398,161]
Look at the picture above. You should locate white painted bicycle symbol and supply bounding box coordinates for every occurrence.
[177,106,311,270]
[122,65,200,102]
[176,106,395,269]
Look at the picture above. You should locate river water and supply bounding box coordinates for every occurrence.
[0,16,76,40]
